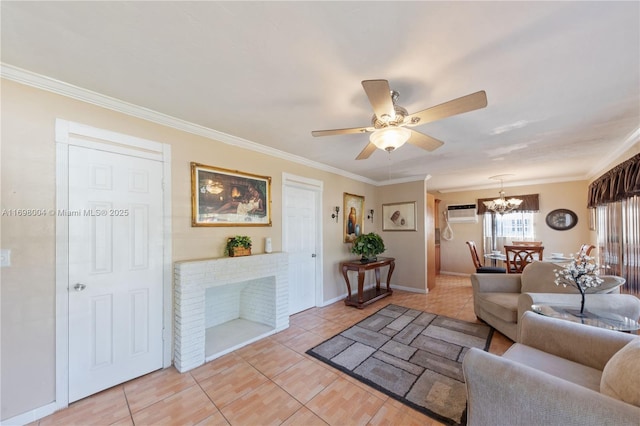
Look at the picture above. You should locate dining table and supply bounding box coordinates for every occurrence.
[484,253,573,267]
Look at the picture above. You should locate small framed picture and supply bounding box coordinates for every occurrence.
[382,201,417,231]
[343,192,365,243]
[191,162,271,227]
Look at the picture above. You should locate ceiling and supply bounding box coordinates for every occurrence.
[2,1,638,192]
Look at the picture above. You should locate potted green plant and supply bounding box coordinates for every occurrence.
[225,235,252,257]
[351,232,385,263]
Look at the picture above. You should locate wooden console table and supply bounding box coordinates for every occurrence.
[340,257,395,308]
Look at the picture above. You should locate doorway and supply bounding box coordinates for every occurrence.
[55,120,172,408]
[282,173,323,314]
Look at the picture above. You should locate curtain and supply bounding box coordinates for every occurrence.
[590,153,640,293]
[622,196,640,293]
[588,153,640,207]
[476,193,539,215]
[597,196,639,293]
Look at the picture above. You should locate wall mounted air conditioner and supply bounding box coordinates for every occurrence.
[447,204,478,223]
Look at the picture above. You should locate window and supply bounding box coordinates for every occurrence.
[483,211,536,252]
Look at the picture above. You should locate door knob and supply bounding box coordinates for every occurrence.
[73,283,87,292]
[311,254,317,258]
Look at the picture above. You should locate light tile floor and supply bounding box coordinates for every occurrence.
[34,275,514,426]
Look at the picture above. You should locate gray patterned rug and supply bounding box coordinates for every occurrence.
[306,304,493,426]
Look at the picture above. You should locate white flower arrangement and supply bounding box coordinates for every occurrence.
[554,253,604,313]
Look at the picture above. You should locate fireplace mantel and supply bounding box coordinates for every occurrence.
[174,252,289,372]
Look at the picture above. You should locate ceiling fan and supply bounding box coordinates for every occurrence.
[311,79,488,160]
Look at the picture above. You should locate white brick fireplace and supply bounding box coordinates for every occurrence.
[173,252,289,373]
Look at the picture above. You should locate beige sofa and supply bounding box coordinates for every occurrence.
[470,261,640,341]
[463,311,640,426]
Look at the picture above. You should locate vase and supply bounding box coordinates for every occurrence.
[348,207,357,235]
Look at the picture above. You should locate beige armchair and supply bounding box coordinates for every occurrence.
[463,311,640,426]
[470,261,639,341]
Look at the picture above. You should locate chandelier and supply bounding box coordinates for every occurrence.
[483,178,523,214]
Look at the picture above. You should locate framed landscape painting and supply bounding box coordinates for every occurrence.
[382,201,417,231]
[191,162,272,227]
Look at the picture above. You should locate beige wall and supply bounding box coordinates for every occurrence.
[0,79,390,419]
[432,180,593,275]
[376,180,428,292]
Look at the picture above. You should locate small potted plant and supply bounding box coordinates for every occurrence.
[225,235,252,257]
[351,232,385,263]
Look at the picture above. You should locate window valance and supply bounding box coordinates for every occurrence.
[587,153,640,208]
[476,193,539,215]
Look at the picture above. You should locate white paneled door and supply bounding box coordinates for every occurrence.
[284,185,317,314]
[67,146,164,402]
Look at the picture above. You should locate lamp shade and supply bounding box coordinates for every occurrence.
[370,127,411,152]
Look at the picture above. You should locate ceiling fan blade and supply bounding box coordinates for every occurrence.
[407,129,444,152]
[311,126,371,137]
[356,142,377,160]
[362,79,395,120]
[406,90,488,126]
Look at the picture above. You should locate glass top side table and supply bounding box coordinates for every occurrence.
[531,304,640,332]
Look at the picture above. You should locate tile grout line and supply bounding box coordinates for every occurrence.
[191,371,233,425]
[121,385,135,425]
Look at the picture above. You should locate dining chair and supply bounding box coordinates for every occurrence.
[511,241,543,246]
[466,241,506,273]
[504,245,545,273]
[578,244,595,256]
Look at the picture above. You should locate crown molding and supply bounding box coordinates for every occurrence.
[1,63,377,186]
[436,175,588,193]
[586,127,640,180]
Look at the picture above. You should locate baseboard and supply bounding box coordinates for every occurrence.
[2,401,59,426]
[320,293,347,307]
[392,284,427,294]
[319,281,428,308]
[439,271,471,277]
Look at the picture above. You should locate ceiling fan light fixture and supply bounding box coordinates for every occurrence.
[370,127,411,152]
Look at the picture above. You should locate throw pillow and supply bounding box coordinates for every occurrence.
[600,337,640,407]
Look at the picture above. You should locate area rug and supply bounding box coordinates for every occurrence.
[306,304,493,426]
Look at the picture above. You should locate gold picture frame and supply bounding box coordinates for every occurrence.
[343,192,365,243]
[382,201,417,231]
[191,162,272,227]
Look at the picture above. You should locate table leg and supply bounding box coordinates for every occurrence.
[357,270,365,304]
[386,261,395,293]
[375,267,381,291]
[341,264,352,302]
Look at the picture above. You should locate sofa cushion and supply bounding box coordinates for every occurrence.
[521,261,625,295]
[601,337,640,407]
[520,261,575,294]
[503,343,602,391]
[477,293,518,323]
